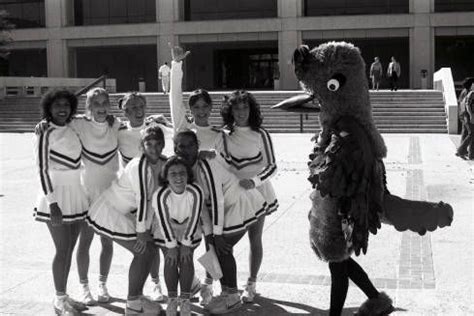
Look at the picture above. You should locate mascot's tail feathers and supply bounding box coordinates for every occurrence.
[381,194,453,235]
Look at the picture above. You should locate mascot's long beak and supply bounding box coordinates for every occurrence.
[272,94,321,113]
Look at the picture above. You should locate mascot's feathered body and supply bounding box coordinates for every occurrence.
[274,42,453,316]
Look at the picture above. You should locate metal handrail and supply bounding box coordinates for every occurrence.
[74,74,107,96]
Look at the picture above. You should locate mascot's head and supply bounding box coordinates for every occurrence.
[275,41,372,126]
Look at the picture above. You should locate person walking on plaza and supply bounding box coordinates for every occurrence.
[369,57,383,90]
[387,56,401,91]
[158,62,171,94]
[456,79,474,159]
[34,89,89,315]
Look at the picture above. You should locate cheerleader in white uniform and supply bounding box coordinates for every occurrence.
[69,88,121,304]
[116,92,173,302]
[218,90,279,303]
[169,46,224,304]
[34,89,89,315]
[118,92,174,166]
[151,156,203,316]
[169,46,221,151]
[86,124,165,314]
[174,130,267,314]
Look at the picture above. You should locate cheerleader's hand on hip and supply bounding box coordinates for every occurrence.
[180,246,193,263]
[166,247,179,266]
[239,179,255,190]
[49,203,63,226]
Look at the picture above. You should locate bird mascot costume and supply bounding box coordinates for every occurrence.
[274,42,453,316]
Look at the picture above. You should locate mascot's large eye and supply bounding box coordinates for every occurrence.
[327,79,340,91]
[326,73,346,92]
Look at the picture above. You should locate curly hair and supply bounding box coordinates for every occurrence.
[160,155,194,187]
[220,90,263,132]
[188,89,212,108]
[173,129,199,148]
[118,91,147,110]
[39,88,78,123]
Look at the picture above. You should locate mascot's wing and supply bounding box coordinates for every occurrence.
[308,116,384,256]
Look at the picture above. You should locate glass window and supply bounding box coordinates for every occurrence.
[184,0,277,21]
[74,0,155,26]
[304,0,408,16]
[0,0,45,28]
[435,0,474,12]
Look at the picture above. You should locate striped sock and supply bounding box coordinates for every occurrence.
[168,291,178,298]
[180,292,191,300]
[99,275,107,283]
[227,287,239,295]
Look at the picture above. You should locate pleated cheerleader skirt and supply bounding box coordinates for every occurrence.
[82,170,118,204]
[256,181,279,215]
[86,193,138,241]
[221,184,267,235]
[34,169,88,224]
[153,218,202,249]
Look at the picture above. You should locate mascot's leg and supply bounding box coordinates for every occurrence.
[328,261,349,316]
[329,258,394,316]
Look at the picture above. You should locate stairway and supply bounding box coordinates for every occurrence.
[0,90,448,133]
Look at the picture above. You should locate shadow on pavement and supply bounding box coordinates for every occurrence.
[237,296,327,315]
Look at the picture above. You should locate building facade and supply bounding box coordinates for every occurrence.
[1,0,473,91]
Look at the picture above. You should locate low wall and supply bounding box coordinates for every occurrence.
[433,68,457,134]
[0,77,116,98]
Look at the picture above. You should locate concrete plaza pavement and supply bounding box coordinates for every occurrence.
[0,133,472,315]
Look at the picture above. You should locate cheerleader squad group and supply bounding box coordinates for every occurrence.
[33,47,278,315]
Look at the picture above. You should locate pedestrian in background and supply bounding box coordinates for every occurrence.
[369,57,383,91]
[158,62,171,94]
[456,78,474,159]
[387,56,401,91]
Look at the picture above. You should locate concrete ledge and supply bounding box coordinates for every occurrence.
[433,67,458,134]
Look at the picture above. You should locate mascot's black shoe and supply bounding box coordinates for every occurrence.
[354,292,394,316]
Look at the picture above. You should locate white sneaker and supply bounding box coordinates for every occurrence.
[80,284,95,306]
[242,281,258,303]
[204,292,227,311]
[65,295,87,311]
[149,282,164,302]
[125,296,162,315]
[180,298,192,316]
[200,283,213,306]
[53,295,77,316]
[190,276,201,297]
[165,297,178,316]
[206,293,242,314]
[97,282,111,303]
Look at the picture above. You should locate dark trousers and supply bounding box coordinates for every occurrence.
[457,112,474,158]
[389,73,399,91]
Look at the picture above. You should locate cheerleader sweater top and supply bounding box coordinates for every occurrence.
[69,115,120,186]
[35,122,82,204]
[153,183,203,248]
[216,126,277,187]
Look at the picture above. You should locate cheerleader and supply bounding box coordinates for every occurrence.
[169,46,221,151]
[33,89,89,314]
[117,91,176,301]
[218,90,279,303]
[86,124,166,314]
[69,88,120,305]
[152,156,203,316]
[169,45,222,304]
[174,130,267,314]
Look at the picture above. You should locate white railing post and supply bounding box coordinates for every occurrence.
[433,68,458,134]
